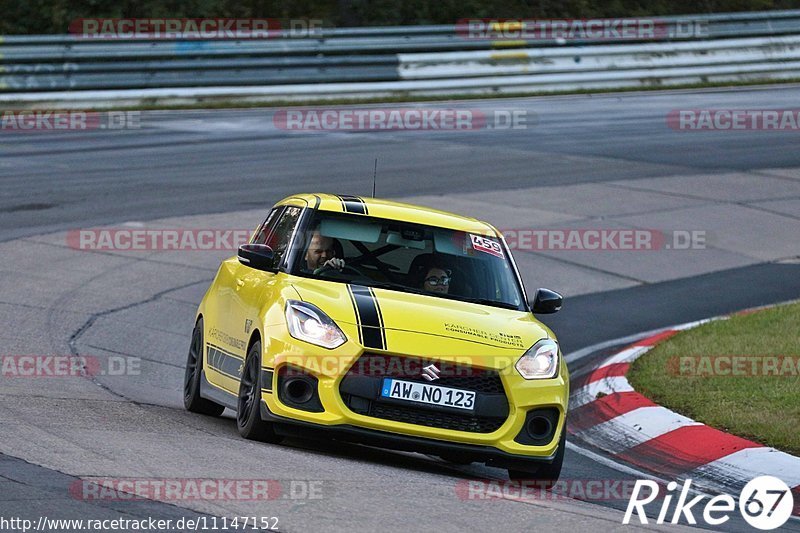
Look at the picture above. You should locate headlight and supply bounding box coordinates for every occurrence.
[285,300,346,349]
[515,338,559,379]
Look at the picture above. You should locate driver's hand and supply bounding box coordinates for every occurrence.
[314,258,345,275]
[323,258,345,271]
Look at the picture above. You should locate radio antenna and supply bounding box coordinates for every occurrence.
[372,158,378,198]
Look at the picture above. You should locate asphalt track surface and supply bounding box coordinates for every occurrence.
[5,84,800,242]
[1,85,800,532]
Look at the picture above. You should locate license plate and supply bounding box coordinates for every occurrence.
[381,378,476,411]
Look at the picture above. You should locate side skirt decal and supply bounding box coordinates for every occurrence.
[206,342,274,392]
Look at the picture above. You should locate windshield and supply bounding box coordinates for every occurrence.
[290,211,526,310]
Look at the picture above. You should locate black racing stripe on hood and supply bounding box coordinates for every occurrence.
[368,286,388,350]
[346,284,364,345]
[348,284,386,350]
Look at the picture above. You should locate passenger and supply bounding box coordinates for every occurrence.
[422,266,451,295]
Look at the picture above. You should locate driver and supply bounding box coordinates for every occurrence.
[305,230,345,275]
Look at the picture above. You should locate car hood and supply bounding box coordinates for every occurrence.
[290,278,552,357]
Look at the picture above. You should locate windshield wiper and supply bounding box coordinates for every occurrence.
[363,282,520,310]
[455,297,520,310]
[362,281,427,296]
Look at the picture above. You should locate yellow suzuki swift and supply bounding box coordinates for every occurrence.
[184,193,568,481]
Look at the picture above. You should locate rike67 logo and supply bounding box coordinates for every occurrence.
[624,476,795,530]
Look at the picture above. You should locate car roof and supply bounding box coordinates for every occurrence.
[275,193,498,235]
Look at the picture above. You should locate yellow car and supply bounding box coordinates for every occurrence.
[184,193,568,480]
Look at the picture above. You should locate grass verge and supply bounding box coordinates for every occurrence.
[627,301,800,456]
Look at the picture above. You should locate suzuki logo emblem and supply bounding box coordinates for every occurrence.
[422,364,440,381]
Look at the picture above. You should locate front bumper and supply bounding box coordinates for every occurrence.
[262,329,570,460]
[260,400,559,470]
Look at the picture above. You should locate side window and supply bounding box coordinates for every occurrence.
[266,206,302,267]
[252,207,284,245]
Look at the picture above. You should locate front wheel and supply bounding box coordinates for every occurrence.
[236,340,281,443]
[508,429,565,485]
[184,318,225,416]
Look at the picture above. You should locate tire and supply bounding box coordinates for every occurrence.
[236,340,281,443]
[507,428,565,484]
[184,318,225,416]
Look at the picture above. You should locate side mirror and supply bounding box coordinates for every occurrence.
[532,288,563,314]
[238,244,275,271]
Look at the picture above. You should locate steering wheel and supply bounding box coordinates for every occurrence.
[318,264,366,278]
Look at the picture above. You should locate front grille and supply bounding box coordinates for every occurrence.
[427,374,505,394]
[370,402,505,433]
[346,353,506,393]
[339,353,508,434]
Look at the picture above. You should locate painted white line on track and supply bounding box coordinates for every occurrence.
[597,345,650,367]
[565,329,663,364]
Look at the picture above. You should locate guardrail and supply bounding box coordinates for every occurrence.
[2,9,800,106]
